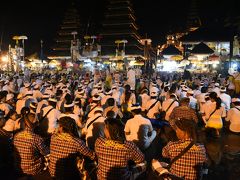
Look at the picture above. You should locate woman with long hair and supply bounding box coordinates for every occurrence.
[95,118,145,180]
[153,119,206,180]
[120,84,136,112]
[205,92,226,137]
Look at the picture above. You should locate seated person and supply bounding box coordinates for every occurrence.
[152,119,207,180]
[95,117,146,180]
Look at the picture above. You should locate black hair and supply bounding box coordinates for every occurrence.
[180,97,190,105]
[164,86,169,92]
[107,98,115,106]
[201,87,208,93]
[49,101,57,108]
[209,92,221,109]
[74,98,82,108]
[175,118,197,143]
[106,111,116,118]
[21,107,36,129]
[58,116,79,138]
[65,93,72,103]
[124,85,131,103]
[131,108,141,114]
[65,104,74,113]
[56,89,63,97]
[233,101,240,106]
[105,118,125,143]
[169,84,177,94]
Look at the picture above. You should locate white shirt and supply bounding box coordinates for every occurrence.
[219,93,231,111]
[42,106,61,133]
[33,90,43,101]
[112,90,121,105]
[83,113,105,147]
[16,99,26,115]
[3,118,20,132]
[140,93,150,111]
[59,113,82,128]
[226,106,240,133]
[162,99,179,121]
[127,69,136,90]
[101,95,112,106]
[36,100,49,114]
[212,87,221,97]
[73,105,83,117]
[146,99,162,119]
[189,96,198,109]
[202,101,226,123]
[124,114,153,143]
[0,103,12,117]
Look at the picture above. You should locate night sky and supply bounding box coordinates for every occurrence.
[0,0,239,55]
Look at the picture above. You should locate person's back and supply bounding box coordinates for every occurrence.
[162,140,206,179]
[162,97,179,121]
[14,127,49,175]
[169,98,198,123]
[226,98,240,133]
[95,137,144,180]
[49,117,95,179]
[159,119,206,180]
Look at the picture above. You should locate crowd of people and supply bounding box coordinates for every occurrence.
[0,67,240,180]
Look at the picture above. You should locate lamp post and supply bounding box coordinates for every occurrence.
[12,35,27,72]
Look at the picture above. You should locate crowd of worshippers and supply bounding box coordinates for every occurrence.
[0,71,240,180]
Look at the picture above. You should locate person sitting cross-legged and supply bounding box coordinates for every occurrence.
[124,104,156,150]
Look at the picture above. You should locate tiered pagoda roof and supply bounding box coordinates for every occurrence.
[100,0,143,56]
[51,5,82,58]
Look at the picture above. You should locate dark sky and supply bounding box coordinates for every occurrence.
[0,0,239,55]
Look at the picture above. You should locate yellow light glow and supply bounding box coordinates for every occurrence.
[1,55,8,62]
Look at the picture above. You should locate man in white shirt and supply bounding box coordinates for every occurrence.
[162,94,179,121]
[187,90,198,109]
[127,67,136,91]
[33,84,43,101]
[125,104,156,150]
[139,89,150,112]
[40,98,61,134]
[226,98,240,133]
[82,107,105,150]
[101,89,112,106]
[219,87,231,111]
[36,94,49,115]
[146,87,161,119]
[212,83,221,97]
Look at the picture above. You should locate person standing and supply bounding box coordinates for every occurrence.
[127,67,136,91]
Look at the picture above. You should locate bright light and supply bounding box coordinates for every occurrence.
[232,63,238,69]
[1,55,8,62]
[162,61,177,72]
[212,64,217,68]
[129,60,135,66]
[112,63,116,67]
